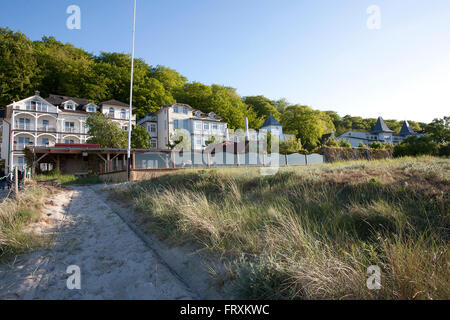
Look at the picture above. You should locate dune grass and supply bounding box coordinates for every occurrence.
[0,185,57,262]
[111,156,449,299]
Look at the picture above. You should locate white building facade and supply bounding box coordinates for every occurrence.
[337,117,420,147]
[1,92,135,172]
[138,103,228,151]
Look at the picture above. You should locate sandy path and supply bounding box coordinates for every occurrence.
[0,186,196,300]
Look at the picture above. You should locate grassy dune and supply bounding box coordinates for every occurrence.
[0,184,56,261]
[112,157,449,299]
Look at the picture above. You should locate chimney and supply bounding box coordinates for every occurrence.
[35,90,40,96]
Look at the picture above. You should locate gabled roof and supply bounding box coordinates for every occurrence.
[45,94,92,110]
[371,117,394,134]
[399,120,416,136]
[99,99,131,108]
[261,114,281,128]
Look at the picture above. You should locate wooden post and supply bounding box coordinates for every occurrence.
[171,151,175,169]
[132,152,136,169]
[56,155,60,172]
[115,156,119,171]
[106,153,110,172]
[14,166,18,195]
[285,154,288,166]
[305,153,308,165]
[122,154,126,170]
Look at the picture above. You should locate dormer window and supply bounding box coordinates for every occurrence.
[65,103,74,110]
[173,106,179,113]
[87,104,96,113]
[182,107,188,114]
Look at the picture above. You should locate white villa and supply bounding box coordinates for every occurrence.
[337,117,421,147]
[138,103,228,150]
[0,92,136,172]
[245,114,294,142]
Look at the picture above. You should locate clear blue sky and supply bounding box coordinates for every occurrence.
[1,0,449,122]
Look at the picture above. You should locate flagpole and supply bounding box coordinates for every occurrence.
[127,0,136,181]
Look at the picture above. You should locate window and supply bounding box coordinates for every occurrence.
[64,140,75,144]
[42,138,49,146]
[18,118,31,130]
[65,103,74,110]
[65,122,75,132]
[212,123,218,130]
[87,104,96,112]
[196,138,202,146]
[109,107,115,117]
[182,107,188,114]
[195,122,202,130]
[183,119,189,130]
[18,157,24,166]
[204,123,209,130]
[173,106,179,113]
[150,123,156,133]
[150,139,157,149]
[18,137,30,145]
[173,120,179,129]
[121,109,126,119]
[42,120,49,127]
[122,126,128,131]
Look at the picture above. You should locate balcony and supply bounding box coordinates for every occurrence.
[37,126,57,132]
[14,123,34,131]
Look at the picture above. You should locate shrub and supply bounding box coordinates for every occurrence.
[326,138,339,147]
[393,135,439,157]
[358,142,368,148]
[369,141,384,149]
[339,139,351,148]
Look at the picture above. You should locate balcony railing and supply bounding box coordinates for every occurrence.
[37,126,57,132]
[14,123,34,130]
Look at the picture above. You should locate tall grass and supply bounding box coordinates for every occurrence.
[112,156,449,299]
[0,185,56,261]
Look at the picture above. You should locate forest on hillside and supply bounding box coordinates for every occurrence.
[0,27,426,150]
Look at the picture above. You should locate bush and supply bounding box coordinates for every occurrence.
[393,136,439,157]
[339,139,351,148]
[358,142,368,148]
[369,141,384,149]
[439,144,449,157]
[326,137,339,147]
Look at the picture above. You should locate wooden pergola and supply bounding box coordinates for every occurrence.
[30,144,149,175]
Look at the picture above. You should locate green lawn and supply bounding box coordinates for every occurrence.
[33,172,102,185]
[111,156,450,299]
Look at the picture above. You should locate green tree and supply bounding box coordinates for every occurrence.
[131,124,150,149]
[281,105,334,151]
[86,113,127,148]
[0,28,38,106]
[244,95,280,120]
[426,116,450,144]
[279,136,302,154]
